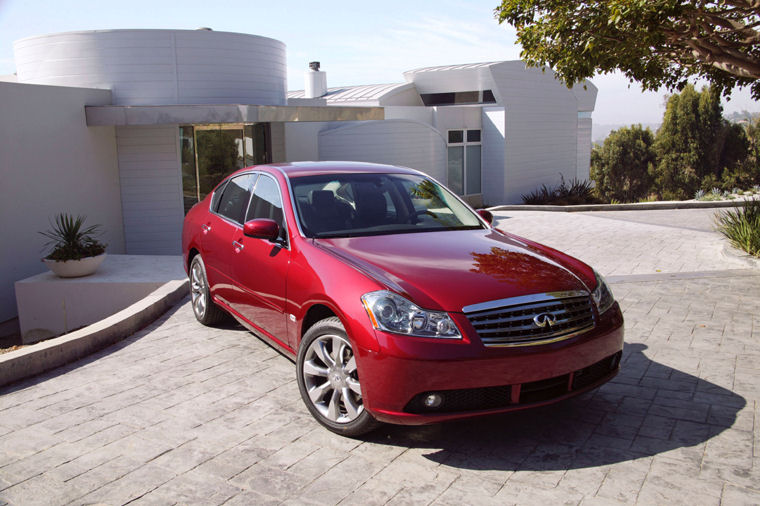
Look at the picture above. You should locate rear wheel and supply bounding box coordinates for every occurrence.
[189,255,226,326]
[296,317,379,437]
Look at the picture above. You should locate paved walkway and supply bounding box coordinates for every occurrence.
[493,209,751,276]
[1,209,759,505]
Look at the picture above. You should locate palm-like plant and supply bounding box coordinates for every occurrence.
[40,213,107,261]
[715,199,760,258]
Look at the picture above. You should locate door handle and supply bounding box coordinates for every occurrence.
[232,240,244,252]
[202,224,211,234]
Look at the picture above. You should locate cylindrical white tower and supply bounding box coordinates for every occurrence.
[13,29,288,106]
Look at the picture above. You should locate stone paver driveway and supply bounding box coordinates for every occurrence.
[1,209,759,505]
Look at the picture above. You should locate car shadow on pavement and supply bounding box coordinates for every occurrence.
[366,342,746,471]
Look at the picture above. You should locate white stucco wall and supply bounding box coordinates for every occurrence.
[384,106,435,125]
[116,126,184,255]
[0,82,124,322]
[14,29,287,106]
[284,122,325,161]
[432,106,483,134]
[379,87,424,106]
[405,64,496,94]
[571,82,598,112]
[318,120,447,182]
[481,107,507,206]
[489,62,581,203]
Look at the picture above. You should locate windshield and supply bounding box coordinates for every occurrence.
[290,173,483,238]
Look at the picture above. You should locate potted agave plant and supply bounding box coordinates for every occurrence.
[40,213,107,278]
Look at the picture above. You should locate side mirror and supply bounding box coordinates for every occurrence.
[477,209,494,225]
[243,218,279,241]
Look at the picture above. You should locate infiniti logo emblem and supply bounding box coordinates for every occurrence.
[533,312,557,328]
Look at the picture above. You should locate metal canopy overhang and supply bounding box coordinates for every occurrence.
[84,104,385,126]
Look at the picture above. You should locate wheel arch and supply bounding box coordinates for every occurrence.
[297,298,379,354]
[300,303,338,340]
[187,247,200,272]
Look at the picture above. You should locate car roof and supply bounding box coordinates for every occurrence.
[261,161,424,179]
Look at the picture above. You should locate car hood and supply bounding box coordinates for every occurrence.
[315,228,591,312]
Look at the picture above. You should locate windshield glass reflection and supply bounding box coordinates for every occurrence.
[291,173,483,238]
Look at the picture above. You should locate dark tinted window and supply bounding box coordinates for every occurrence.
[448,130,464,143]
[467,130,481,142]
[421,91,489,106]
[420,92,455,106]
[210,180,228,213]
[246,175,284,229]
[216,174,254,223]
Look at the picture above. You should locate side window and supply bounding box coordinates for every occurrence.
[246,175,285,233]
[210,180,229,213]
[216,174,255,223]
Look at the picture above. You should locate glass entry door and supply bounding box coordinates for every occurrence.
[181,123,271,214]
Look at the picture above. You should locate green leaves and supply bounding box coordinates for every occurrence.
[40,213,107,261]
[590,85,754,202]
[652,84,750,199]
[591,125,656,202]
[494,0,760,98]
[715,199,760,257]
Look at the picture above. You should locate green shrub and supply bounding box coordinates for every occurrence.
[590,125,655,202]
[718,164,760,192]
[521,175,597,205]
[715,199,760,257]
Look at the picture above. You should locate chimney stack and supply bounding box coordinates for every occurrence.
[305,61,327,98]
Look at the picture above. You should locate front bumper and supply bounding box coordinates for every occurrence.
[357,302,624,425]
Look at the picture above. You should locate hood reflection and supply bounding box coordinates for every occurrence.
[470,246,572,286]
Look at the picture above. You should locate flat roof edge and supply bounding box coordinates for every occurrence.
[85,104,385,126]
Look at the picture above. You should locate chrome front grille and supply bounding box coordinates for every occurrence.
[463,291,595,347]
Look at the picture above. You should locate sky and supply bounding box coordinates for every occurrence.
[0,0,757,126]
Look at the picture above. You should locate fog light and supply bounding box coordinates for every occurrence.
[423,393,443,409]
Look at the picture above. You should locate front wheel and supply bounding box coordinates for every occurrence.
[296,317,379,437]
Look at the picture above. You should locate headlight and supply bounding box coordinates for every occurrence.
[361,290,461,339]
[592,271,615,314]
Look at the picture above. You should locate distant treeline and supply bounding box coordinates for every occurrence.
[591,85,760,202]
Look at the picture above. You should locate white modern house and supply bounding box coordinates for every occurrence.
[0,28,596,330]
[288,61,596,207]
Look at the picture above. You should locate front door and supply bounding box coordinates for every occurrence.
[229,174,291,348]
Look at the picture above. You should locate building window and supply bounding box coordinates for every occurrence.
[447,129,481,196]
[180,123,271,214]
[421,90,497,106]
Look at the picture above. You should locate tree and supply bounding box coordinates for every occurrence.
[591,125,656,202]
[495,0,760,99]
[745,115,760,167]
[652,84,748,198]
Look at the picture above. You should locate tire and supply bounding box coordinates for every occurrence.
[189,255,227,326]
[296,317,380,437]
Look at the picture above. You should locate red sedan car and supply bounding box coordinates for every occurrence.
[182,162,624,436]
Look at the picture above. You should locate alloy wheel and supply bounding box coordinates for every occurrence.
[190,260,207,318]
[301,333,363,423]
